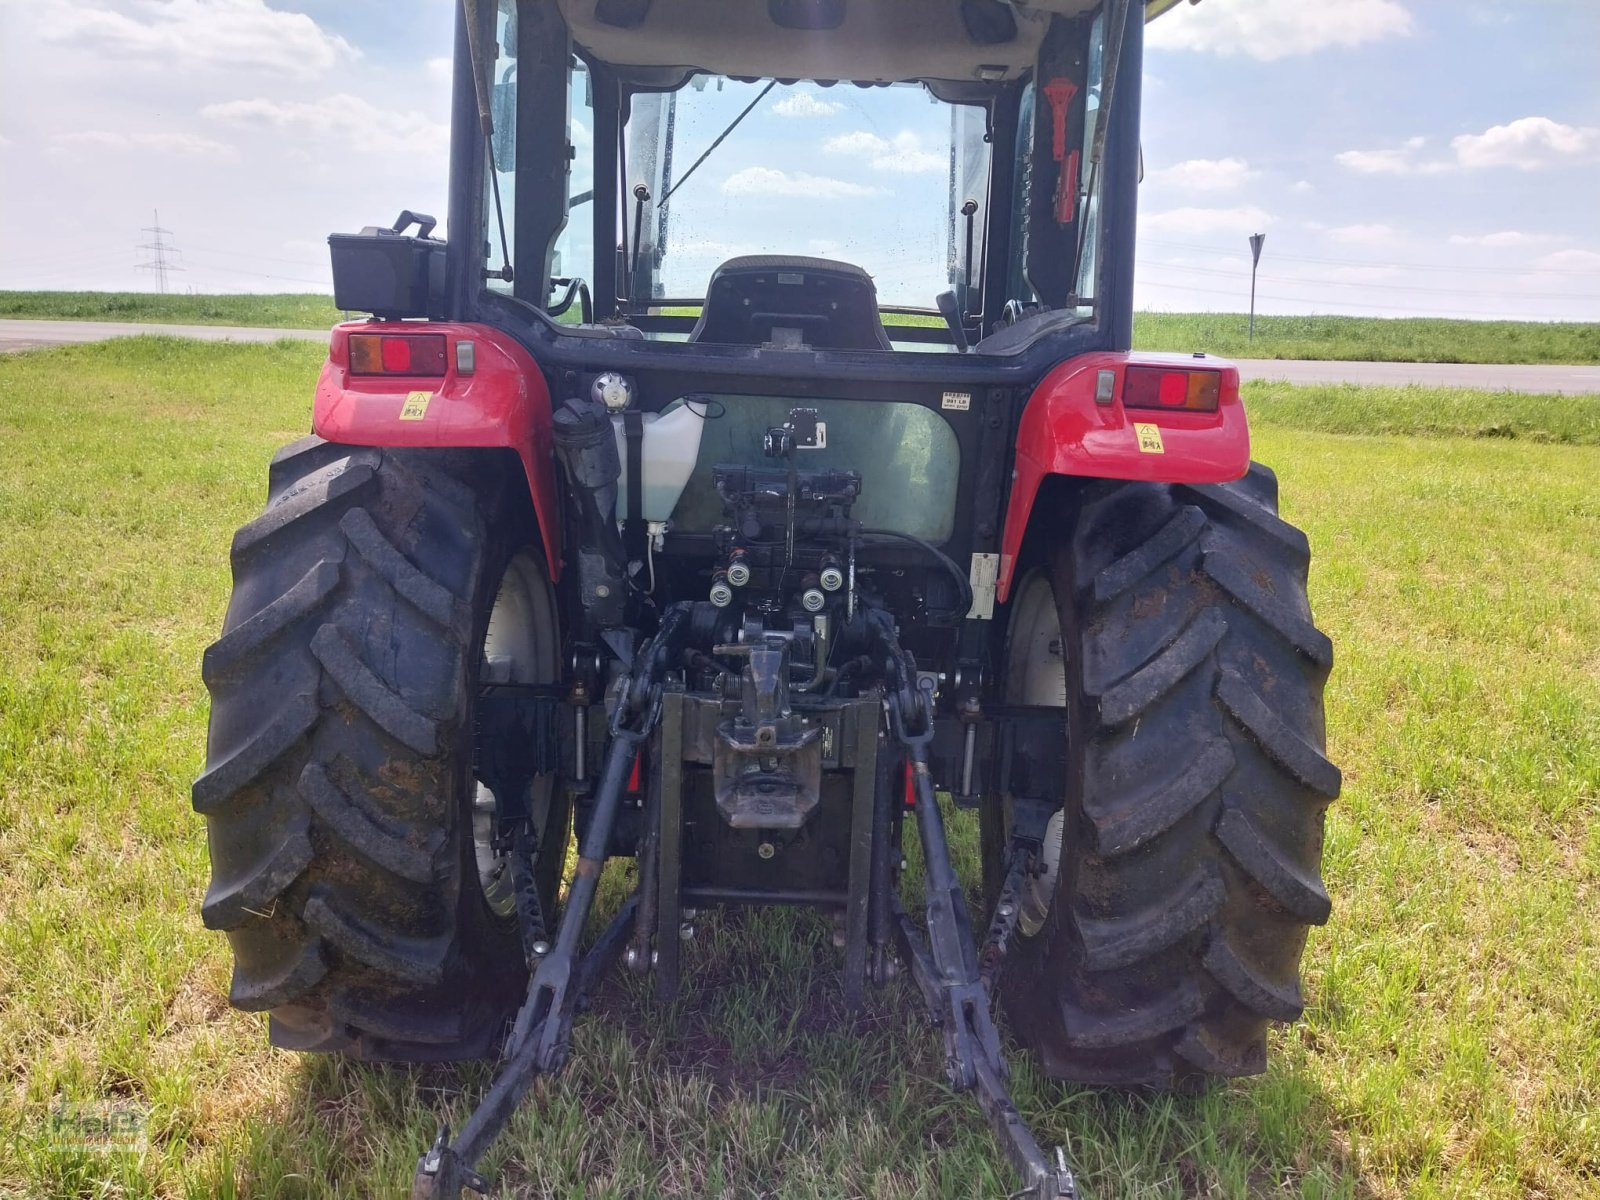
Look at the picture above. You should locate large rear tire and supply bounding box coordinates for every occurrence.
[193,437,566,1061]
[987,463,1339,1085]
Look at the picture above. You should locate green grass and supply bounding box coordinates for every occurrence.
[0,290,346,329]
[1,338,1597,1198]
[1135,312,1600,366]
[8,292,1600,365]
[1243,381,1600,445]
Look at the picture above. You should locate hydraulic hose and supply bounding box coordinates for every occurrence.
[858,528,974,620]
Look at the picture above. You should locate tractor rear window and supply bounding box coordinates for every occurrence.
[622,79,991,312]
[663,395,960,541]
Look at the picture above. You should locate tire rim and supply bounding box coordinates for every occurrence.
[1004,571,1066,937]
[473,551,559,918]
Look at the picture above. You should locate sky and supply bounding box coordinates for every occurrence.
[1,0,1597,321]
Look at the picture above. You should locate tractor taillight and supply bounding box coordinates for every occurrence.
[1123,366,1221,413]
[349,333,448,377]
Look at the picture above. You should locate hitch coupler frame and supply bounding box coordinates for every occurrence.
[881,622,1076,1200]
[411,610,687,1200]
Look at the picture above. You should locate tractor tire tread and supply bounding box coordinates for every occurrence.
[1077,866,1225,971]
[1215,805,1333,925]
[1093,506,1206,602]
[997,462,1336,1088]
[299,761,441,884]
[1216,667,1341,798]
[339,507,463,626]
[1095,607,1226,726]
[1087,736,1234,858]
[200,807,314,931]
[202,557,342,684]
[229,942,328,1013]
[1062,980,1205,1050]
[303,890,450,985]
[233,453,378,560]
[1203,932,1304,1022]
[196,440,534,1062]
[309,623,442,755]
[191,690,319,814]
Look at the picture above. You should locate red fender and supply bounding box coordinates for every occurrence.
[313,321,561,581]
[996,351,1249,602]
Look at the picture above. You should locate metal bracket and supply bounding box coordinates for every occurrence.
[880,617,1077,1200]
[410,611,690,1200]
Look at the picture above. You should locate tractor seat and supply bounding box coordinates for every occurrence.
[689,256,893,351]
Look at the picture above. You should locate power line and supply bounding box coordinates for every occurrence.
[135,210,184,294]
[178,256,331,287]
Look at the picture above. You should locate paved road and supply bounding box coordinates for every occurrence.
[1230,356,1600,394]
[3,319,1598,393]
[0,319,326,353]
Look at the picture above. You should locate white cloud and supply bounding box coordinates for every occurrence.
[1142,205,1273,236]
[1148,157,1258,192]
[1340,118,1600,176]
[1451,117,1600,170]
[203,94,448,158]
[1448,231,1551,249]
[720,167,884,199]
[425,56,452,84]
[824,130,946,174]
[1146,0,1413,61]
[1327,223,1399,246]
[1290,180,1315,194]
[0,133,12,149]
[1335,139,1452,175]
[1335,148,1411,174]
[52,129,239,161]
[36,0,357,80]
[773,91,843,119]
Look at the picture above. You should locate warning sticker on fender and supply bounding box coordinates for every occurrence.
[400,391,433,421]
[941,391,971,411]
[1134,422,1165,454]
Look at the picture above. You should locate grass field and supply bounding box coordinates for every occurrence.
[0,290,348,330]
[4,291,1599,366]
[1,338,1597,1199]
[1133,313,1600,366]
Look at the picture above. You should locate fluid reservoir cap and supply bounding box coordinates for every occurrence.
[593,372,634,412]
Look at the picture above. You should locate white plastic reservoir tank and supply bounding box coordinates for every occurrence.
[611,404,706,524]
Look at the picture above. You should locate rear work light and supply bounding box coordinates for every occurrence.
[349,332,448,376]
[1123,365,1222,413]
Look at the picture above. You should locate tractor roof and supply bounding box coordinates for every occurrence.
[561,0,1188,86]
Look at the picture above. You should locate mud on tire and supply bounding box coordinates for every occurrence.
[992,463,1339,1086]
[193,436,560,1061]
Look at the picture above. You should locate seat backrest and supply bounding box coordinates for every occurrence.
[688,256,893,351]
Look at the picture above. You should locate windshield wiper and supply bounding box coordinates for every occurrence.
[657,80,777,206]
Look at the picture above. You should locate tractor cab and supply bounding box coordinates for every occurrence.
[537,0,1120,354]
[338,0,1158,357]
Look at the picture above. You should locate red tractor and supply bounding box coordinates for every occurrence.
[193,1,1337,1194]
